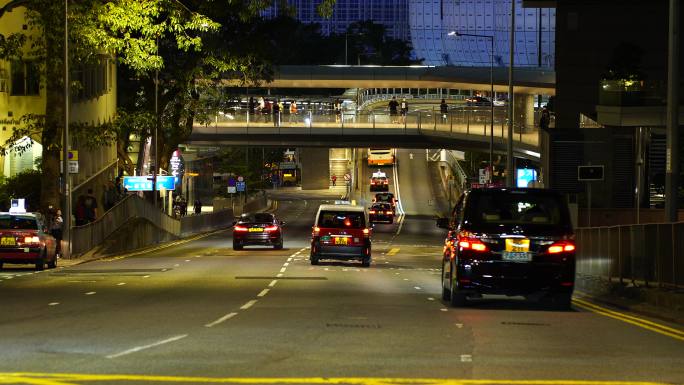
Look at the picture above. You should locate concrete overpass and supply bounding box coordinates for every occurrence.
[223,65,555,95]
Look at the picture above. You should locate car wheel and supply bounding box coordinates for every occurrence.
[441,260,451,301]
[233,242,243,251]
[274,240,283,250]
[35,257,45,271]
[310,255,319,265]
[449,261,467,307]
[47,250,57,269]
[361,258,371,267]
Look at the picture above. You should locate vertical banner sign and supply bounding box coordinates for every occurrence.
[170,149,184,188]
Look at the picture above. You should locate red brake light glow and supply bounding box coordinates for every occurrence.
[369,210,376,214]
[313,226,320,235]
[362,228,370,236]
[386,211,393,215]
[547,241,576,254]
[264,225,278,232]
[457,232,488,252]
[234,226,248,232]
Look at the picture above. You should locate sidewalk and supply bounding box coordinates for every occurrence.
[576,275,684,325]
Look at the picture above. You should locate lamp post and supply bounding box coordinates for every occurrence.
[62,0,71,258]
[448,31,495,183]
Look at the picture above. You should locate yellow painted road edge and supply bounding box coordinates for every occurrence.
[102,228,226,262]
[572,297,684,342]
[0,373,676,385]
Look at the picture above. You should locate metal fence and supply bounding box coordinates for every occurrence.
[575,222,684,288]
[71,192,270,256]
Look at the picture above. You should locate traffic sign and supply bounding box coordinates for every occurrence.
[60,150,78,161]
[68,160,78,174]
[236,181,246,192]
[227,186,237,194]
[228,177,236,187]
[237,176,244,182]
[344,173,351,181]
[123,176,176,191]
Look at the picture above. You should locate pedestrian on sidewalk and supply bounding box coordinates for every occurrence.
[331,174,337,187]
[83,188,98,223]
[273,99,281,127]
[194,198,202,215]
[50,209,63,257]
[440,98,449,124]
[289,100,298,123]
[388,96,399,123]
[400,98,409,124]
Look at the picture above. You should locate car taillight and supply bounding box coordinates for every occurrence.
[313,226,320,236]
[547,241,575,254]
[457,232,488,252]
[234,226,248,232]
[24,236,40,244]
[362,228,370,237]
[369,210,376,214]
[386,211,393,215]
[383,180,388,184]
[265,225,278,232]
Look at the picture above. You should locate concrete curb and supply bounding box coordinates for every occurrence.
[576,276,684,325]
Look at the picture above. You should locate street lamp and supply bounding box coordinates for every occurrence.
[62,0,71,258]
[448,30,495,183]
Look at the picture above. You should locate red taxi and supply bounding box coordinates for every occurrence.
[0,213,57,271]
[310,204,372,267]
[370,171,389,192]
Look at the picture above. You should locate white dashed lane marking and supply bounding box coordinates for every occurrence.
[85,291,96,295]
[257,289,270,297]
[268,280,278,287]
[117,282,126,286]
[205,312,238,328]
[106,334,188,359]
[460,354,473,362]
[240,300,257,310]
[48,302,60,306]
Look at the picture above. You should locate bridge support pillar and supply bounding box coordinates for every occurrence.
[300,148,330,190]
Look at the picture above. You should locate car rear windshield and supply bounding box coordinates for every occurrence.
[376,194,393,201]
[240,213,274,223]
[467,190,568,226]
[371,204,391,210]
[318,211,365,229]
[0,215,38,230]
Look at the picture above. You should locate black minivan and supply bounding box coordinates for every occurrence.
[437,188,575,309]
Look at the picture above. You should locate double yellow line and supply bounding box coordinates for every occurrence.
[0,373,675,385]
[572,296,684,342]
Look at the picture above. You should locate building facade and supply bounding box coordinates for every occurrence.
[409,0,555,67]
[261,0,410,42]
[0,1,118,205]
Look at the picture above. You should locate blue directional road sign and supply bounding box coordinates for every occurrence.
[236,181,246,192]
[124,176,153,191]
[123,176,176,191]
[156,176,176,190]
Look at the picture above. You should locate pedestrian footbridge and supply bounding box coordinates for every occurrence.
[188,110,541,159]
[221,65,555,95]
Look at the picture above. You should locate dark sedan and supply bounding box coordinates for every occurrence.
[369,203,394,224]
[437,188,575,309]
[232,213,284,250]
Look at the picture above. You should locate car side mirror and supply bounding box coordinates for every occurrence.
[279,220,285,226]
[436,217,450,229]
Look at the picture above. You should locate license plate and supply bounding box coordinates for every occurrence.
[502,251,532,262]
[505,238,530,252]
[248,228,263,232]
[1,237,15,246]
[334,237,349,245]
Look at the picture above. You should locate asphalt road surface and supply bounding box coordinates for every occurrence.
[0,184,682,384]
